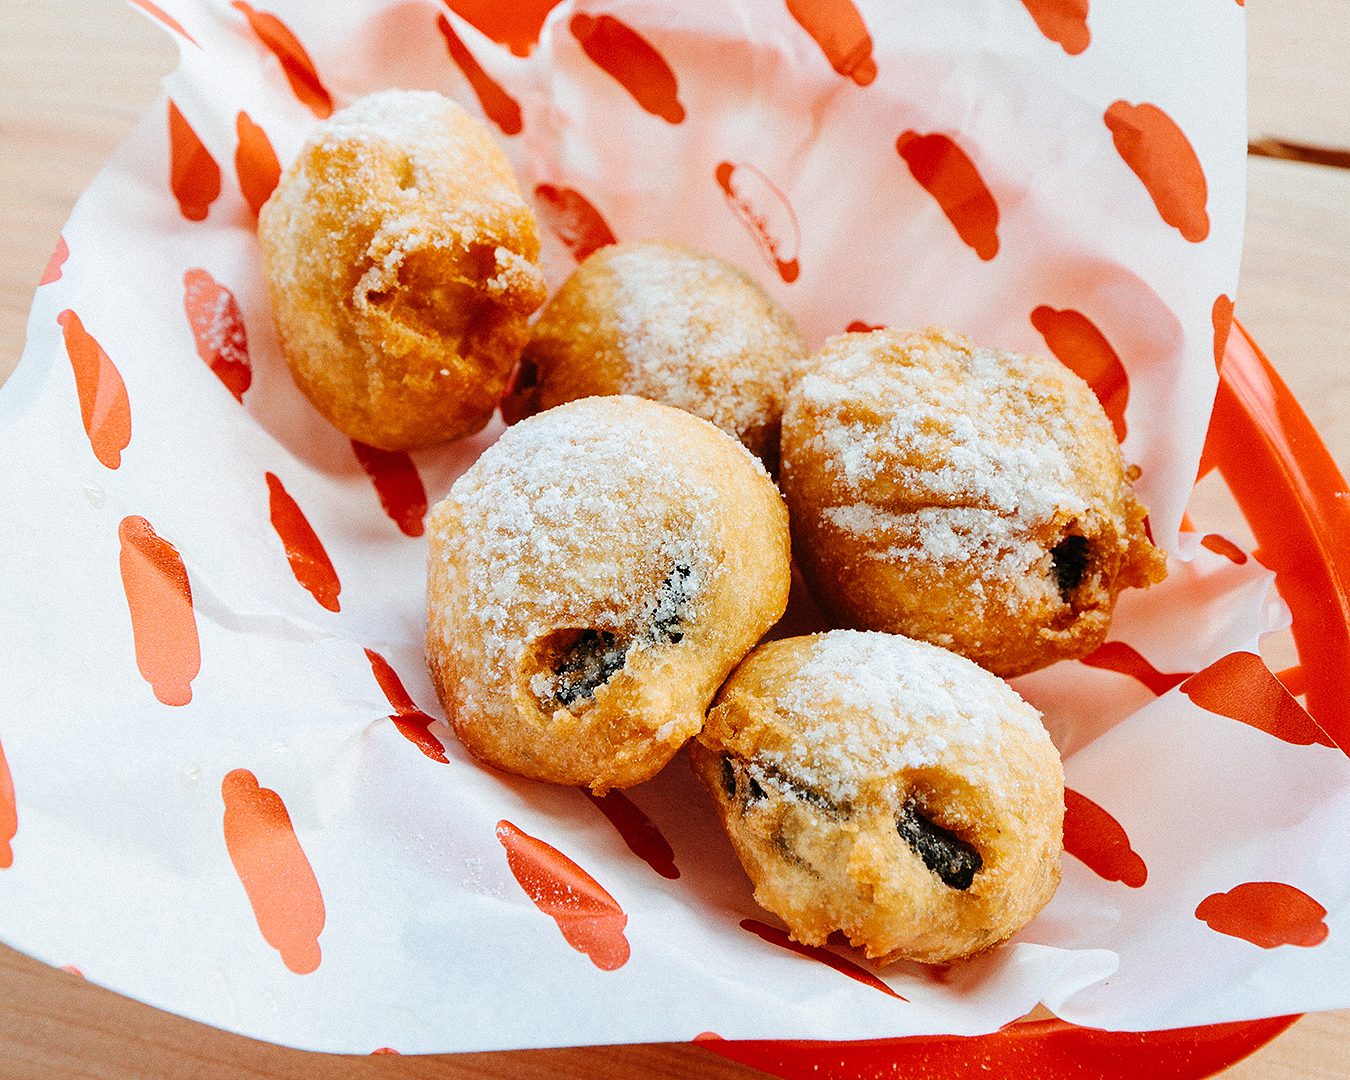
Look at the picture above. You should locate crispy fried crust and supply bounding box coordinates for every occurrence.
[426,396,791,792]
[516,240,806,468]
[257,90,547,451]
[780,326,1167,677]
[690,630,1064,964]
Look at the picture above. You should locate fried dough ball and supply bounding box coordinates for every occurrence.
[780,326,1167,678]
[257,90,547,451]
[690,630,1064,964]
[507,240,807,467]
[426,396,791,793]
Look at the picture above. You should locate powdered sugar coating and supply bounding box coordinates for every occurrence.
[427,395,791,791]
[691,629,1064,963]
[518,240,807,464]
[780,326,1166,677]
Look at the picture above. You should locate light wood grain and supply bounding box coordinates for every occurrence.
[2,0,1349,1077]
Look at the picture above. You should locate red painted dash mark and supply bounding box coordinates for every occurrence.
[351,441,427,537]
[168,101,220,221]
[232,3,332,118]
[118,515,201,707]
[846,320,885,333]
[235,112,281,216]
[740,919,906,999]
[1080,640,1193,696]
[437,14,523,136]
[41,236,68,285]
[371,1047,401,1055]
[896,131,1000,261]
[570,13,685,124]
[1104,101,1209,243]
[1030,305,1128,441]
[1181,652,1334,747]
[715,161,801,283]
[786,0,876,85]
[534,184,616,263]
[1213,294,1235,373]
[265,472,341,612]
[128,0,200,46]
[1196,882,1329,948]
[0,736,15,868]
[441,0,562,57]
[1063,788,1147,887]
[58,310,131,470]
[496,819,630,970]
[1020,0,1090,54]
[1200,533,1248,564]
[364,648,448,763]
[1276,665,1307,698]
[583,789,679,879]
[222,769,325,973]
[183,269,251,403]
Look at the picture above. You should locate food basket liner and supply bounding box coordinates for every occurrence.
[2,0,1348,1055]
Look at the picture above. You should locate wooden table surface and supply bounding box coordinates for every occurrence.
[3,1,1349,1077]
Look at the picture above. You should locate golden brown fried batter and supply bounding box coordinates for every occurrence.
[510,240,806,467]
[258,90,547,451]
[780,326,1167,677]
[690,630,1064,964]
[426,396,791,793]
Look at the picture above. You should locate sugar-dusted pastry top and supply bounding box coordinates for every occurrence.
[780,325,1167,677]
[691,629,1064,964]
[258,89,547,451]
[512,239,807,468]
[426,395,791,792]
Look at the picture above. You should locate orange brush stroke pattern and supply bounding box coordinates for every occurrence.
[1212,294,1235,372]
[351,441,426,538]
[1020,0,1090,55]
[0,736,15,868]
[222,769,325,973]
[183,268,251,403]
[168,101,220,221]
[1181,652,1334,747]
[128,0,199,46]
[441,0,562,57]
[583,789,679,880]
[534,184,616,263]
[231,2,332,118]
[896,131,1000,261]
[118,515,201,707]
[1200,533,1248,564]
[1030,305,1128,441]
[1104,101,1209,243]
[1080,640,1193,696]
[1063,788,1147,887]
[496,819,630,970]
[235,112,281,217]
[436,14,523,136]
[715,161,801,283]
[41,236,68,285]
[569,13,685,124]
[1196,882,1329,948]
[58,310,131,470]
[363,648,448,763]
[785,0,877,85]
[265,472,341,612]
[740,919,906,998]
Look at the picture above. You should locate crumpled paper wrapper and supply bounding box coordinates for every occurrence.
[2,0,1347,1057]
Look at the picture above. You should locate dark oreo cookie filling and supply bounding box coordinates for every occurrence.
[896,799,982,890]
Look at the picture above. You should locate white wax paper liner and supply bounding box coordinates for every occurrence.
[2,0,1348,1056]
